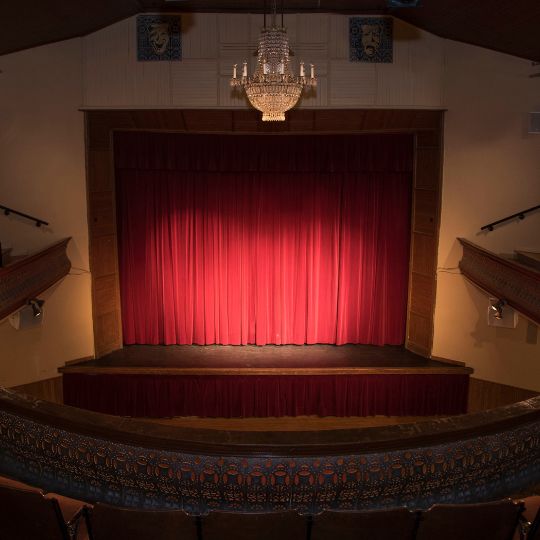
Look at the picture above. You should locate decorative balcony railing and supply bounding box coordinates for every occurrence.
[0,239,71,321]
[0,387,539,513]
[458,238,540,325]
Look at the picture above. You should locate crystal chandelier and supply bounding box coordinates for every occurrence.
[230,2,316,122]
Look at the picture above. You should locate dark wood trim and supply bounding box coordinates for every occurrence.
[63,356,95,366]
[431,355,467,367]
[85,109,444,358]
[11,376,63,405]
[59,365,472,376]
[468,377,539,413]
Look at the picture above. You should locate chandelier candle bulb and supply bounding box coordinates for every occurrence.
[242,62,247,78]
[233,64,237,79]
[300,62,305,77]
[310,64,315,79]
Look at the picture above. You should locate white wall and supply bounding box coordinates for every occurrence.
[433,40,540,391]
[0,39,94,387]
[82,14,444,109]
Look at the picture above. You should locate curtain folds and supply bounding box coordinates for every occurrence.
[115,133,413,346]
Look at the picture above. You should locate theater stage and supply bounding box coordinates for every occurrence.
[60,345,472,418]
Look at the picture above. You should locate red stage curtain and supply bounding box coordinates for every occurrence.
[115,133,413,346]
[63,373,470,418]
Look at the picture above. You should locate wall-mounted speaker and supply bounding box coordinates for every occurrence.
[528,112,540,134]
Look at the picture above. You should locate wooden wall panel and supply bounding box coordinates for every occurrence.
[413,189,438,234]
[85,109,443,359]
[90,235,118,278]
[88,191,115,237]
[405,126,442,357]
[87,150,113,192]
[411,233,436,276]
[407,312,432,355]
[94,275,119,315]
[95,309,122,355]
[410,273,434,318]
[87,121,124,357]
[415,147,441,189]
[12,376,63,404]
[468,378,539,413]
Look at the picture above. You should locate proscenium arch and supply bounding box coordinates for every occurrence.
[85,108,443,359]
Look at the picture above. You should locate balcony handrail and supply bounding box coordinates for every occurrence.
[0,204,49,227]
[480,204,540,232]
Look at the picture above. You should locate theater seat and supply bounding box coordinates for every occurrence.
[416,499,524,540]
[311,507,419,540]
[525,496,540,540]
[0,475,89,539]
[87,503,198,540]
[0,483,83,540]
[202,511,307,540]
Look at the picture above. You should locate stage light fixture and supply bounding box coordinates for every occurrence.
[490,299,505,320]
[29,298,45,318]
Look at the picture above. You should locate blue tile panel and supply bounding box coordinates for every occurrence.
[137,14,182,61]
[350,17,393,63]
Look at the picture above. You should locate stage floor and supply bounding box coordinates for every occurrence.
[61,345,472,418]
[61,344,471,376]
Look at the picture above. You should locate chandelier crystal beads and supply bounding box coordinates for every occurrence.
[230,11,316,122]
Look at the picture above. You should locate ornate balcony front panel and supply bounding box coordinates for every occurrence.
[0,388,539,513]
[0,239,71,321]
[458,238,540,325]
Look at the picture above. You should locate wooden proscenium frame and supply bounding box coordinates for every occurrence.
[85,109,444,358]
